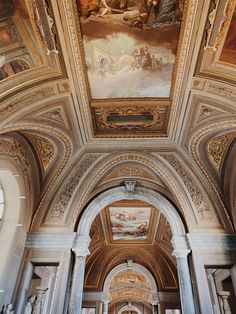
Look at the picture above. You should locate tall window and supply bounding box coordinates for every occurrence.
[0,185,4,220]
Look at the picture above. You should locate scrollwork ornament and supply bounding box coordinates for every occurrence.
[47,154,100,222]
[164,155,215,221]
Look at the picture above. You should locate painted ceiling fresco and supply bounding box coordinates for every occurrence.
[78,0,183,99]
[109,270,151,302]
[0,0,40,81]
[108,205,152,241]
[77,0,184,136]
[219,4,236,65]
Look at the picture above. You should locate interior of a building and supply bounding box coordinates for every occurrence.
[0,0,236,313]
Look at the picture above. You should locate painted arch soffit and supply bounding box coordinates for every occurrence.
[73,0,189,137]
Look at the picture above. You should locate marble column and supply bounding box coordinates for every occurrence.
[102,300,109,314]
[151,303,158,314]
[173,250,195,314]
[69,235,90,314]
[230,264,236,297]
[218,291,231,314]
[101,293,109,314]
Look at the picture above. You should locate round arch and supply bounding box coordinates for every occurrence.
[103,262,158,303]
[77,186,185,238]
[0,158,28,308]
[118,304,142,314]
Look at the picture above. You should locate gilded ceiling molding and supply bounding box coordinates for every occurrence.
[164,155,218,222]
[46,154,102,222]
[65,152,214,229]
[188,120,236,231]
[27,133,55,171]
[169,0,199,127]
[62,0,91,132]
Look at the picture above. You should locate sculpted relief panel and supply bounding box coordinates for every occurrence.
[164,155,218,223]
[46,154,100,222]
[207,132,236,170]
[27,134,55,171]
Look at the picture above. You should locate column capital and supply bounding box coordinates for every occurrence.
[151,292,159,304]
[171,235,189,251]
[72,234,90,257]
[101,292,109,304]
[172,249,191,259]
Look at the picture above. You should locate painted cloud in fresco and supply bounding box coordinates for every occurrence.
[78,0,183,98]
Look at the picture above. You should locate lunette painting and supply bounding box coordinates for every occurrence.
[77,0,183,98]
[109,206,151,240]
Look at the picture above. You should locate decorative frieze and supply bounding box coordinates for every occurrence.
[207,83,236,102]
[0,87,55,121]
[47,155,100,222]
[164,155,216,221]
[207,132,236,169]
[198,105,222,121]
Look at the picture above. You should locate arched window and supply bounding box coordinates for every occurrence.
[0,185,4,220]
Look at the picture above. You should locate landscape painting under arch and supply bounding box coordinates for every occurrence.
[77,0,183,99]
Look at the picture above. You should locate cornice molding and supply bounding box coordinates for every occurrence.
[187,233,236,251]
[26,232,75,248]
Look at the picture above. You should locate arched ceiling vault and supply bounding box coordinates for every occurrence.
[0,0,235,233]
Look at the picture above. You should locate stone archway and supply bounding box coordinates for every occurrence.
[118,304,142,314]
[69,185,196,314]
[101,261,159,313]
[77,185,185,237]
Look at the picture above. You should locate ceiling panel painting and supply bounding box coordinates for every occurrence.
[219,4,236,65]
[109,206,152,241]
[0,0,41,81]
[78,0,183,99]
